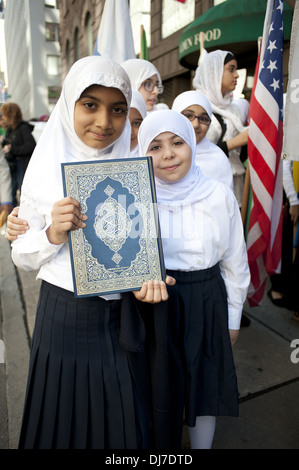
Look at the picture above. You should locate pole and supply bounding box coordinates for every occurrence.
[140,25,144,59]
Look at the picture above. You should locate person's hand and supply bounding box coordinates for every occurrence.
[133,275,176,303]
[227,128,248,151]
[5,206,29,240]
[3,144,12,154]
[229,329,239,346]
[289,204,299,226]
[46,196,87,245]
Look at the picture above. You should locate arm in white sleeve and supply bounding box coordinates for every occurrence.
[11,202,64,271]
[283,160,298,206]
[219,193,250,330]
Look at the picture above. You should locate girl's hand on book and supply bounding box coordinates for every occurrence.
[46,197,87,245]
[133,276,176,303]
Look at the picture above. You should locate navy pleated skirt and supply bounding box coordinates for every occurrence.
[18,281,148,449]
[166,264,239,427]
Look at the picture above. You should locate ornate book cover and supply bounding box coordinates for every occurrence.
[61,157,165,297]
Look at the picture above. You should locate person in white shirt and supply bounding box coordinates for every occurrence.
[172,90,233,190]
[7,56,174,449]
[193,50,249,207]
[138,109,250,449]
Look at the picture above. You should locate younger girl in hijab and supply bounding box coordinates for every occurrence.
[9,56,172,449]
[129,90,147,156]
[172,90,233,189]
[138,109,250,449]
[193,50,248,206]
[121,58,164,112]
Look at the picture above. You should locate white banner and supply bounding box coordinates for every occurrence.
[95,0,136,63]
[282,1,299,161]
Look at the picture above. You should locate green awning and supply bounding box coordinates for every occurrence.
[179,0,293,70]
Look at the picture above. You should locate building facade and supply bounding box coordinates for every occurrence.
[59,0,293,109]
[3,0,61,120]
[3,0,293,119]
[59,0,212,107]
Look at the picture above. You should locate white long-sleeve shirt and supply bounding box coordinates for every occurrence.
[11,205,121,300]
[159,182,250,330]
[283,159,299,206]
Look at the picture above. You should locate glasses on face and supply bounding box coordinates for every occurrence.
[142,80,164,94]
[182,111,211,126]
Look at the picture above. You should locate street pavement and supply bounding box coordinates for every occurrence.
[0,225,298,450]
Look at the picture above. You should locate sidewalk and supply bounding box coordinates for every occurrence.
[1,227,299,449]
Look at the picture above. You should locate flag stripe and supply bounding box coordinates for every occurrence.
[254,80,281,128]
[248,157,273,219]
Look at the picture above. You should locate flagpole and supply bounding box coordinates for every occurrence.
[197,31,206,65]
[241,163,250,227]
[140,25,144,59]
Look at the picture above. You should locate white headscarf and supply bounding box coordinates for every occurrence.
[172,90,212,119]
[138,109,217,206]
[121,58,162,91]
[192,50,244,133]
[131,90,147,119]
[20,56,132,215]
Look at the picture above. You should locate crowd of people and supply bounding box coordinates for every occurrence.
[0,50,298,450]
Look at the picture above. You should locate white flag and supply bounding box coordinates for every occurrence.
[283,1,299,161]
[94,0,136,63]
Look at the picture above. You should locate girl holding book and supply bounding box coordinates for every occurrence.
[6,56,174,449]
[137,109,250,448]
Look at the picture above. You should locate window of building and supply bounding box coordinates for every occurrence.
[129,0,151,56]
[47,54,61,76]
[162,0,195,39]
[45,22,59,41]
[48,86,61,104]
[85,12,93,56]
[74,27,80,61]
[65,39,71,71]
[45,0,57,8]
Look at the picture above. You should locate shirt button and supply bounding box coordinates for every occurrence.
[197,260,202,265]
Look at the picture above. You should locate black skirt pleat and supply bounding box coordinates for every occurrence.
[18,281,141,449]
[166,264,239,427]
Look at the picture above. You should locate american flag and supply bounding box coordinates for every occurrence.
[246,0,284,306]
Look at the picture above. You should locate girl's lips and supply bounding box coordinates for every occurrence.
[90,131,112,140]
[163,165,179,171]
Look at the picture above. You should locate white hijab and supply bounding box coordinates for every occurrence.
[138,109,217,206]
[131,90,147,119]
[20,56,132,215]
[121,58,162,91]
[172,90,212,119]
[192,50,244,133]
[130,90,147,157]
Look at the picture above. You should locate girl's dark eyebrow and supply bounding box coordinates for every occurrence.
[79,93,127,106]
[186,109,209,116]
[151,134,182,143]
